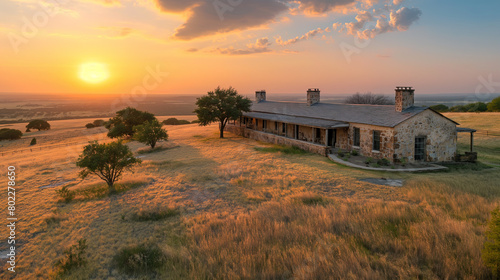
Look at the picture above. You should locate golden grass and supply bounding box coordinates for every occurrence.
[0,114,498,279]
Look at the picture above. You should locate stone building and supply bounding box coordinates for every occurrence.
[227,87,468,163]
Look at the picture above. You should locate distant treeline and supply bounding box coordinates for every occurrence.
[430,97,500,112]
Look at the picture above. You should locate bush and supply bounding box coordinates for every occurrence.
[0,128,23,140]
[54,239,87,275]
[113,243,167,275]
[365,157,373,165]
[377,158,391,166]
[85,123,95,129]
[191,119,200,124]
[26,119,50,131]
[483,207,500,277]
[400,157,407,166]
[56,185,75,203]
[351,149,359,156]
[92,119,105,127]
[162,118,191,125]
[338,149,345,157]
[30,138,36,145]
[488,97,500,112]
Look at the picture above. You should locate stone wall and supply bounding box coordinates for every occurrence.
[345,124,395,160]
[225,125,329,156]
[394,109,456,162]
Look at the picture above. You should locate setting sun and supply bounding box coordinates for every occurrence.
[78,62,110,84]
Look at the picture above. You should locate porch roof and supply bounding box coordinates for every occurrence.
[244,112,350,129]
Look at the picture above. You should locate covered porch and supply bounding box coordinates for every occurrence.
[456,127,477,162]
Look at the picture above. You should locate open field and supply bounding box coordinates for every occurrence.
[444,112,500,164]
[0,114,499,279]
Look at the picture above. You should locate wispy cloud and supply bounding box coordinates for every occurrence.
[212,37,273,55]
[276,27,330,46]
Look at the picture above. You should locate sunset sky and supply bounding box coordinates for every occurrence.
[1,0,499,96]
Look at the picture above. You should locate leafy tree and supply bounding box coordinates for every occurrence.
[430,104,449,112]
[0,128,23,140]
[344,92,393,105]
[133,119,168,149]
[85,123,95,129]
[76,141,141,192]
[92,119,105,127]
[194,86,251,138]
[488,97,500,112]
[26,119,51,131]
[483,207,500,277]
[105,107,156,138]
[162,118,191,125]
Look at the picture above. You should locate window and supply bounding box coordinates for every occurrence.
[263,120,267,129]
[373,130,380,151]
[315,128,321,141]
[282,123,286,134]
[275,122,278,131]
[353,127,360,147]
[415,136,426,161]
[255,119,258,128]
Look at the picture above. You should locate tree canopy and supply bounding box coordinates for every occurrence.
[76,141,141,192]
[488,97,500,112]
[344,93,393,105]
[194,87,251,138]
[133,119,168,149]
[26,119,51,131]
[0,128,23,140]
[105,107,156,138]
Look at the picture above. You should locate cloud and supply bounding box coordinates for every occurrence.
[276,27,330,45]
[389,7,422,31]
[98,26,136,38]
[153,0,288,40]
[393,0,404,5]
[212,37,273,55]
[291,0,357,15]
[337,6,421,39]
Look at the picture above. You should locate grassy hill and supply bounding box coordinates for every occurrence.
[0,114,499,279]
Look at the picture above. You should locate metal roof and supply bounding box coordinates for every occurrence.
[244,101,434,127]
[244,112,349,129]
[456,127,477,133]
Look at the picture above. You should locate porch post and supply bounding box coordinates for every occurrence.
[470,132,474,152]
[325,129,329,146]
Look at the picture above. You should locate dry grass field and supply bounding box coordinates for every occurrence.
[0,113,499,279]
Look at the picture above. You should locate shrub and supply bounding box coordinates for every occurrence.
[191,119,200,124]
[377,158,391,166]
[338,149,345,157]
[26,119,50,131]
[351,149,359,156]
[0,128,23,140]
[483,207,500,276]
[85,123,95,129]
[30,138,36,145]
[92,119,105,127]
[400,157,407,166]
[488,97,500,112]
[54,239,87,275]
[113,243,166,275]
[365,157,373,165]
[162,118,191,125]
[56,185,75,203]
[294,193,325,205]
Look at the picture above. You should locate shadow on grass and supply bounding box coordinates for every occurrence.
[137,145,180,154]
[129,207,180,222]
[254,145,308,155]
[57,180,149,203]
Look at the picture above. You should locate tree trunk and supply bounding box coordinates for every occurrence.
[108,180,116,194]
[220,122,225,138]
[151,141,156,149]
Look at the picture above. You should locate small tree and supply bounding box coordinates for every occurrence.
[30,138,36,145]
[105,107,156,138]
[85,123,95,129]
[26,119,51,131]
[76,141,141,193]
[344,92,393,105]
[483,207,500,277]
[0,128,23,140]
[488,97,500,112]
[133,119,168,149]
[92,119,105,127]
[194,86,251,138]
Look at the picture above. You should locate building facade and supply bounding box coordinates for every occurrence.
[227,87,460,163]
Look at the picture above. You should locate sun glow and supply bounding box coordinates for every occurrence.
[78,62,110,84]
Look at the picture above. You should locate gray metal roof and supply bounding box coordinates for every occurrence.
[456,127,477,133]
[245,101,431,127]
[245,112,350,129]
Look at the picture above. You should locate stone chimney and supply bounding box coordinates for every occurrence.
[255,90,266,103]
[395,86,414,112]
[307,88,320,106]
